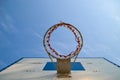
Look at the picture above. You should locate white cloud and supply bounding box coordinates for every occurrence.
[114,16,120,22]
[1,22,9,31]
[0,8,17,33]
[82,41,112,57]
[29,49,41,54]
[112,33,120,41]
[96,44,111,52]
[101,0,119,16]
[102,0,117,15]
[101,0,120,23]
[105,52,120,65]
[81,42,95,57]
[34,32,43,39]
[0,60,6,66]
[51,41,70,55]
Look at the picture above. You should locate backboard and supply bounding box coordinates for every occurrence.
[0,58,120,80]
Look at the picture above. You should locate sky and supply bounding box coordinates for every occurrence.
[0,0,120,70]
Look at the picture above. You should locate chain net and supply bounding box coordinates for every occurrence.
[43,22,83,59]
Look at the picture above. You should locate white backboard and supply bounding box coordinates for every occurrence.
[0,58,120,80]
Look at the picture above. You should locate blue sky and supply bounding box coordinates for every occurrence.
[0,0,120,70]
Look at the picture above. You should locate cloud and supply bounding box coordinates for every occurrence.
[81,42,95,57]
[0,61,6,65]
[102,0,117,15]
[50,41,70,55]
[108,54,120,62]
[81,40,112,57]
[94,44,111,52]
[22,47,48,57]
[34,32,43,39]
[114,16,120,23]
[105,52,120,65]
[0,60,6,68]
[0,8,17,33]
[101,0,120,23]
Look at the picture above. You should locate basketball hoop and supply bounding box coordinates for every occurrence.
[43,22,83,76]
[43,22,83,59]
